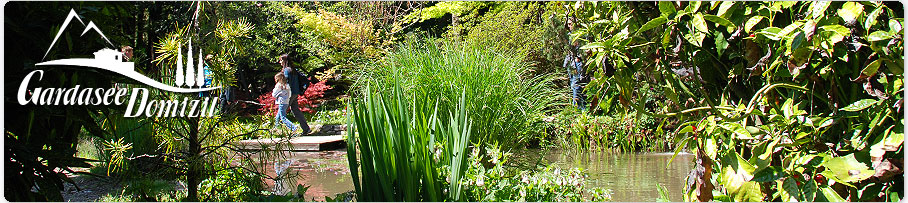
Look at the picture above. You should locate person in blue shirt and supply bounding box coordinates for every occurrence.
[279,54,311,135]
[564,18,586,111]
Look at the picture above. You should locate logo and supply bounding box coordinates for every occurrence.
[18,9,220,118]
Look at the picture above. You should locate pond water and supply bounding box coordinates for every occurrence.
[520,150,695,202]
[253,149,694,202]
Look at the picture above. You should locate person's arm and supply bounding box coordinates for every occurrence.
[272,86,280,98]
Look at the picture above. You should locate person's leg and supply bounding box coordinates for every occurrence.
[288,95,311,134]
[571,82,580,110]
[278,104,297,132]
[575,85,586,111]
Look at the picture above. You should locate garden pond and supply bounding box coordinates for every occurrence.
[252,149,694,202]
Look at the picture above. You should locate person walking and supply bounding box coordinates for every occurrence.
[564,18,587,111]
[279,54,312,135]
[272,72,299,133]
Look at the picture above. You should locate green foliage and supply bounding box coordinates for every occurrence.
[345,83,472,201]
[461,145,611,202]
[575,1,904,201]
[361,38,560,149]
[102,137,133,176]
[459,2,569,74]
[555,112,668,152]
[198,168,264,202]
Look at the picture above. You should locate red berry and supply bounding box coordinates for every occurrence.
[749,34,755,37]
[814,174,826,184]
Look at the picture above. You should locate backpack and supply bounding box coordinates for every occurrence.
[296,70,309,91]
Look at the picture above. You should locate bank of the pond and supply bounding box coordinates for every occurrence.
[250,148,694,202]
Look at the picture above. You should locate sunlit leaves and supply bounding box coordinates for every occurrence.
[820,154,875,184]
[658,1,676,17]
[745,16,764,33]
[837,2,864,24]
[639,16,667,34]
[692,13,709,33]
[865,6,884,29]
[869,31,895,41]
[703,14,735,29]
[841,99,879,112]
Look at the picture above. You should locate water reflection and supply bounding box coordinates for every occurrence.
[245,149,353,201]
[250,149,693,202]
[534,150,695,202]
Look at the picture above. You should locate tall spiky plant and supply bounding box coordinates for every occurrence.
[346,82,472,201]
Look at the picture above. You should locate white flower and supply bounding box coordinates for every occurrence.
[476,176,485,187]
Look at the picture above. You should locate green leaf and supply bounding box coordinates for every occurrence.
[780,178,802,202]
[809,1,831,19]
[639,16,668,33]
[703,14,735,28]
[818,186,846,202]
[659,1,676,16]
[721,122,752,139]
[778,22,804,38]
[715,31,728,55]
[837,2,864,23]
[820,154,875,183]
[705,138,718,160]
[803,179,818,201]
[757,27,783,41]
[790,31,806,51]
[841,99,879,112]
[692,13,709,33]
[661,28,673,50]
[734,182,764,202]
[862,59,883,77]
[721,152,756,195]
[752,166,785,182]
[745,16,765,33]
[865,6,883,29]
[889,19,902,34]
[868,31,894,41]
[717,1,736,18]
[678,125,694,134]
[820,25,851,45]
[686,1,701,13]
[580,42,608,50]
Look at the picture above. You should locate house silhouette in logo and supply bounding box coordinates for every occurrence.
[93,48,122,61]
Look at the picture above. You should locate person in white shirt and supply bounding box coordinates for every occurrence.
[272,72,299,133]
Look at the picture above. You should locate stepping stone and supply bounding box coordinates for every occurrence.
[236,135,345,151]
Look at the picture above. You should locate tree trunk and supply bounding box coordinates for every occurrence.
[186,118,201,201]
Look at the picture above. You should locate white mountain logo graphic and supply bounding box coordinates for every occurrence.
[36,9,219,93]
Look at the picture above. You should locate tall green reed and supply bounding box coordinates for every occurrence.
[346,82,472,201]
[358,38,560,149]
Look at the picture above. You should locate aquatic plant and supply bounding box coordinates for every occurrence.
[346,83,472,201]
[358,38,561,150]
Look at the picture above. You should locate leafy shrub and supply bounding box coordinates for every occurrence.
[574,1,904,201]
[198,168,264,202]
[256,80,332,115]
[555,113,669,152]
[460,2,568,74]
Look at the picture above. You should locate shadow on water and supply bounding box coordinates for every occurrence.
[248,148,694,202]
